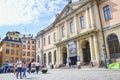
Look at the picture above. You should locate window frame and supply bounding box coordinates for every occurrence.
[103,5,112,21]
[80,16,85,29]
[69,20,74,33]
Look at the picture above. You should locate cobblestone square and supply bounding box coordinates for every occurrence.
[0,68,120,80]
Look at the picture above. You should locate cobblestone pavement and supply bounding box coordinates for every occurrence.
[0,68,120,80]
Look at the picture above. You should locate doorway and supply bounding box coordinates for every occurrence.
[62,47,67,65]
[82,41,91,65]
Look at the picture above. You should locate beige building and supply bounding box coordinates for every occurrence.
[36,0,120,68]
[21,34,36,63]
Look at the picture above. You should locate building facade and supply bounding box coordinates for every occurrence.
[36,0,120,68]
[0,32,22,66]
[21,34,36,63]
[99,0,120,62]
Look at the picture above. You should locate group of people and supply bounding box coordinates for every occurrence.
[14,59,40,79]
[0,66,14,73]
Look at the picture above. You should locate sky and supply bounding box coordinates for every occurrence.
[0,0,79,40]
[0,0,71,40]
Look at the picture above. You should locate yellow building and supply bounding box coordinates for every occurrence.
[36,0,120,68]
[0,31,22,66]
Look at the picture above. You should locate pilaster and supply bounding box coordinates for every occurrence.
[93,34,100,66]
[89,36,95,61]
[89,6,95,29]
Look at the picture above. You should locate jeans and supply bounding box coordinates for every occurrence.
[23,68,27,77]
[28,67,31,74]
[16,67,22,79]
[36,66,39,74]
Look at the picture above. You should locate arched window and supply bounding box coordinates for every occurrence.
[48,52,52,65]
[107,34,120,58]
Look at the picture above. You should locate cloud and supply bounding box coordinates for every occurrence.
[0,0,67,26]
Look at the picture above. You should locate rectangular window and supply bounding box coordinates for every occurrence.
[32,41,35,44]
[28,40,30,44]
[27,52,30,56]
[6,42,10,46]
[23,45,26,49]
[11,43,15,47]
[62,26,65,37]
[103,5,112,21]
[32,46,35,50]
[10,37,12,40]
[15,58,19,62]
[11,49,14,54]
[28,46,30,50]
[6,49,9,54]
[16,44,19,47]
[43,38,46,46]
[27,58,30,62]
[48,35,51,44]
[22,51,26,56]
[16,50,19,54]
[53,32,56,42]
[80,16,85,29]
[32,52,35,56]
[70,20,74,33]
[10,57,14,63]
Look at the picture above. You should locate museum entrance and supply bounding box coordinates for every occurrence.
[62,47,67,65]
[70,56,77,65]
[82,41,91,65]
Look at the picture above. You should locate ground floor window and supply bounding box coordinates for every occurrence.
[107,34,120,58]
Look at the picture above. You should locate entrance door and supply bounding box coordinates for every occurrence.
[63,53,67,64]
[70,56,77,65]
[83,41,91,64]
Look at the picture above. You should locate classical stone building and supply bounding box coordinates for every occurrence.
[36,0,120,68]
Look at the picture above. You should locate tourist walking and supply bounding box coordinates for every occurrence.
[22,60,27,78]
[35,62,40,74]
[15,59,23,79]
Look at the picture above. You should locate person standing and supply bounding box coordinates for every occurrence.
[16,59,23,79]
[35,62,40,74]
[22,61,27,78]
[28,62,31,74]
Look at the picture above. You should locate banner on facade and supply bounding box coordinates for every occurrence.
[68,41,77,57]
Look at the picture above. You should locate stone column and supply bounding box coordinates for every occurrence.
[46,53,49,66]
[57,46,62,66]
[89,36,95,61]
[79,41,84,63]
[66,44,70,58]
[85,8,90,29]
[93,34,100,66]
[65,21,69,38]
[52,51,55,65]
[76,39,80,65]
[89,6,94,28]
[74,15,78,34]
